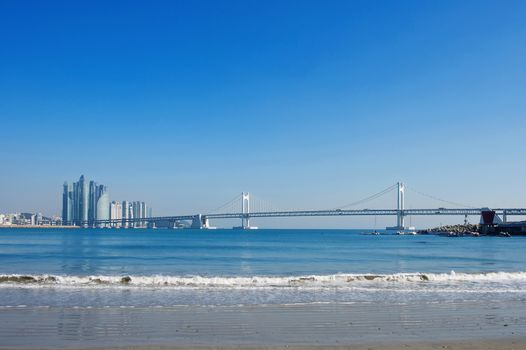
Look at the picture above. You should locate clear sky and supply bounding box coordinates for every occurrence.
[1,0,525,228]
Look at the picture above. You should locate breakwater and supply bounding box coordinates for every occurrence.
[418,224,479,235]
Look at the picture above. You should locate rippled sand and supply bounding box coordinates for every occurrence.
[0,301,525,349]
[42,341,526,350]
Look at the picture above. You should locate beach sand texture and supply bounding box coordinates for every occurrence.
[0,301,525,349]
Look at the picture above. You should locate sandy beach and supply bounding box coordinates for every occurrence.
[3,339,526,350]
[63,340,526,349]
[1,301,525,349]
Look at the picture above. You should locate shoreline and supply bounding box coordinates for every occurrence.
[3,339,526,349]
[2,338,526,350]
[0,225,79,229]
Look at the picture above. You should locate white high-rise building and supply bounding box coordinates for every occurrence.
[110,201,122,228]
[121,201,129,228]
[95,186,110,228]
[128,202,135,228]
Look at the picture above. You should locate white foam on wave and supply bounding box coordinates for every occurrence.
[2,271,526,289]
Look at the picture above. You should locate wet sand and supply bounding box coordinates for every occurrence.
[31,340,526,350]
[0,301,525,349]
[4,340,526,350]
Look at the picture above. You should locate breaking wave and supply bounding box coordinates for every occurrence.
[1,271,526,289]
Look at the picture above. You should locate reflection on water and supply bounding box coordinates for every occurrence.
[61,231,104,275]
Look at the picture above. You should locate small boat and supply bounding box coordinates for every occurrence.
[397,230,417,235]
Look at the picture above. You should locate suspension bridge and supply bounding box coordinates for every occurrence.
[91,182,526,230]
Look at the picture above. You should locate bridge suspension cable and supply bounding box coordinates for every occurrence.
[329,183,398,210]
[249,194,281,213]
[208,193,243,214]
[405,186,476,209]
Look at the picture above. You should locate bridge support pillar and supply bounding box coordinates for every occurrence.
[242,192,250,229]
[397,182,405,228]
[234,192,258,229]
[387,182,414,233]
[191,214,210,229]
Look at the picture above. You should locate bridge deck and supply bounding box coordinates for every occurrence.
[92,208,526,225]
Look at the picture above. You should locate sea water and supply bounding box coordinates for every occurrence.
[1,228,526,308]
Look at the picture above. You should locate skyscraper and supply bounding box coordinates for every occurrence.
[88,181,98,227]
[141,202,146,220]
[110,201,122,228]
[61,176,151,228]
[89,181,110,227]
[95,185,110,227]
[64,175,89,226]
[78,175,89,226]
[62,182,73,225]
[121,200,130,228]
[62,175,110,227]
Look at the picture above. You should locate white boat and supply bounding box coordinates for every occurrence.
[390,227,417,235]
[400,230,417,235]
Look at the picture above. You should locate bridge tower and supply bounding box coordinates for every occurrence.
[242,192,251,229]
[386,181,414,232]
[397,182,405,228]
[234,192,258,229]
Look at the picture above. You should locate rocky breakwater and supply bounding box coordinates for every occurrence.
[418,224,480,237]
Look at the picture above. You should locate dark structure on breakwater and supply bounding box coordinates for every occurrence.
[480,220,526,236]
[480,210,526,236]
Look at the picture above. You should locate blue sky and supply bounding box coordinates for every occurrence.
[1,1,525,228]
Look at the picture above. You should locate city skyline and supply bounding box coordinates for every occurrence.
[62,174,150,227]
[1,1,525,228]
[5,174,526,229]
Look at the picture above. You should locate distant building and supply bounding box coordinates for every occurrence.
[125,201,148,228]
[62,175,90,226]
[63,175,109,227]
[18,213,35,225]
[141,202,146,221]
[62,182,73,225]
[479,210,526,236]
[96,186,110,227]
[110,201,122,228]
[133,201,140,223]
[121,200,130,228]
[77,175,89,226]
[0,213,60,226]
[61,175,151,228]
[88,181,98,226]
